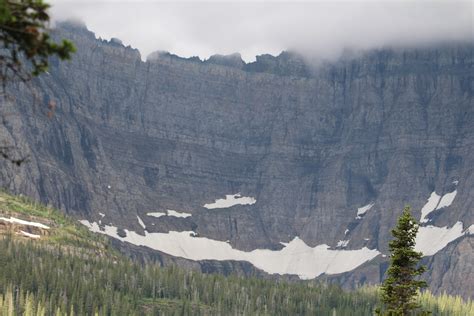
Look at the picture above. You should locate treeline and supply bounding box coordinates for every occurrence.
[0,237,472,315]
[0,237,376,315]
[418,291,474,316]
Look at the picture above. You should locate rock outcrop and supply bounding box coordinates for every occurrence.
[0,21,472,298]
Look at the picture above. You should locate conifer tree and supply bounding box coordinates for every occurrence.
[0,0,75,82]
[378,206,428,315]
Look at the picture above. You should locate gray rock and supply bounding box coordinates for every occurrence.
[0,23,472,298]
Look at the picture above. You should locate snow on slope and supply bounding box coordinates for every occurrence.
[0,216,50,229]
[146,210,192,218]
[336,240,349,248]
[19,230,41,239]
[204,194,256,209]
[436,190,457,210]
[420,192,441,223]
[419,190,457,223]
[137,216,146,229]
[146,212,166,218]
[78,188,470,278]
[416,189,472,257]
[79,220,379,279]
[167,210,192,218]
[467,225,474,234]
[415,222,465,256]
[356,203,374,219]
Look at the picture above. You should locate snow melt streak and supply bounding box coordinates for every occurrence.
[146,212,166,218]
[137,216,146,229]
[146,210,192,218]
[80,220,379,279]
[204,194,256,209]
[0,216,50,229]
[167,210,192,218]
[19,231,41,239]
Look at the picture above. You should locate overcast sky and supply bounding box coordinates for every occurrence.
[50,0,473,62]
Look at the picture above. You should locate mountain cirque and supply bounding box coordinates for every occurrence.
[0,22,473,298]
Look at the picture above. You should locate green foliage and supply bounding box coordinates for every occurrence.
[378,206,428,315]
[1,239,472,316]
[0,238,381,315]
[0,190,113,252]
[0,0,75,83]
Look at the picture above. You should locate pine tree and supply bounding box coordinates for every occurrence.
[378,206,428,315]
[24,292,34,316]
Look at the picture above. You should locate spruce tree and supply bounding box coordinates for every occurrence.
[378,206,428,315]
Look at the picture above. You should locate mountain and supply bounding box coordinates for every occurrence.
[0,21,472,298]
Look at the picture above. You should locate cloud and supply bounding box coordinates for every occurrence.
[49,0,473,62]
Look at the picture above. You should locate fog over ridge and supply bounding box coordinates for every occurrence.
[50,1,473,62]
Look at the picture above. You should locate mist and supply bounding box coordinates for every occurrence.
[50,0,473,62]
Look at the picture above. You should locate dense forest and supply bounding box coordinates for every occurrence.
[0,237,379,315]
[0,192,473,315]
[1,238,472,316]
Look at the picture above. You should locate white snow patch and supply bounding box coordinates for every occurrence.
[167,210,192,218]
[415,222,465,256]
[465,225,474,235]
[0,216,50,229]
[137,216,146,230]
[80,220,380,279]
[356,203,374,219]
[436,190,457,210]
[336,240,349,248]
[420,192,441,223]
[146,212,167,218]
[19,230,41,239]
[364,238,370,241]
[204,194,256,209]
[344,229,349,235]
[146,210,192,218]
[452,180,459,185]
[99,212,105,218]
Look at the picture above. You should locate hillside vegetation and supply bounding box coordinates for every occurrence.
[0,191,472,315]
[0,190,111,253]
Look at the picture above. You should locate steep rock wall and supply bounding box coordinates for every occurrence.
[0,22,472,297]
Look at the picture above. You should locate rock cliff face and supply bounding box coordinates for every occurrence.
[0,22,473,298]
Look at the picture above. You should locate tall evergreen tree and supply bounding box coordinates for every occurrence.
[378,206,428,315]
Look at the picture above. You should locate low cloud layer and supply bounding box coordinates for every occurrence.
[50,1,473,62]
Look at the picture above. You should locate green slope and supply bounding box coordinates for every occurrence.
[0,190,111,253]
